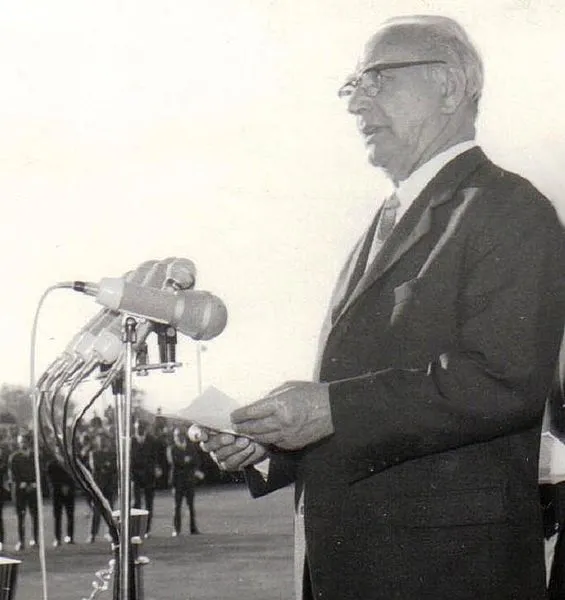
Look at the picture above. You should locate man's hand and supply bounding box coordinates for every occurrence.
[192,427,268,471]
[230,381,334,450]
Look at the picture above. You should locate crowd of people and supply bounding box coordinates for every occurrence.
[0,413,205,553]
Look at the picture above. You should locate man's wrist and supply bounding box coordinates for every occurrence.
[312,382,335,440]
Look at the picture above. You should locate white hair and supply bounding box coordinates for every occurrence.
[384,15,484,105]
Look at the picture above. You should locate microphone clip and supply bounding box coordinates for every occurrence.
[155,324,178,373]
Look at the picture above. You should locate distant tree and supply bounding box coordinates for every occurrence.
[0,384,33,427]
[0,412,17,425]
[0,383,78,433]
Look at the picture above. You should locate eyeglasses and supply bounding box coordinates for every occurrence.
[337,59,447,99]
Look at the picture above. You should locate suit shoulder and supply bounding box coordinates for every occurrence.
[469,160,563,230]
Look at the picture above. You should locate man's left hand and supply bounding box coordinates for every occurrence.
[230,381,334,450]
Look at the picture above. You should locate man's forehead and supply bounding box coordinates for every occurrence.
[356,22,453,72]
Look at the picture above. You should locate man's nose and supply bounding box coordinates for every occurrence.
[346,87,370,115]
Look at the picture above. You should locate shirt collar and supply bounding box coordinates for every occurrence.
[395,140,477,211]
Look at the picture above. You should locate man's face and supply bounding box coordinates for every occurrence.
[342,25,448,181]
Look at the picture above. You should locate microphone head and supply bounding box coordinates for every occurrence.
[69,327,122,364]
[141,259,175,289]
[139,257,196,291]
[166,258,197,290]
[95,278,228,341]
[64,311,115,356]
[176,291,228,340]
[92,330,123,364]
[128,260,160,284]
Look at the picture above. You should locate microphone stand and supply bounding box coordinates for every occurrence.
[112,317,181,600]
[114,316,137,600]
[38,314,183,600]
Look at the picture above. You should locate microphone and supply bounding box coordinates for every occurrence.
[135,257,196,292]
[80,278,227,340]
[61,260,161,365]
[39,258,201,391]
[63,258,198,362]
[65,316,123,365]
[156,324,177,371]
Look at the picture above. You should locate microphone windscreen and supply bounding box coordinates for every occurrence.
[97,280,227,341]
[177,292,228,340]
[141,258,176,288]
[166,258,197,290]
[116,283,179,325]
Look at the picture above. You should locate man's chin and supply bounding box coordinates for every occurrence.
[367,150,391,174]
[367,148,404,181]
[367,144,390,167]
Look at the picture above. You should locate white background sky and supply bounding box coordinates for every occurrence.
[0,0,564,414]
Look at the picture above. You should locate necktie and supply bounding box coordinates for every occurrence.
[365,192,400,269]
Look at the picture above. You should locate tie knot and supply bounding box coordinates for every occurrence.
[383,192,400,210]
[375,193,400,243]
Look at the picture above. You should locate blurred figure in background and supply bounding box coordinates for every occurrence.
[77,430,93,469]
[8,432,38,551]
[167,426,204,536]
[131,419,161,537]
[0,443,11,552]
[87,432,118,543]
[153,425,171,490]
[46,453,76,547]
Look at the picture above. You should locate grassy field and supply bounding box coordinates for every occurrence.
[2,483,294,600]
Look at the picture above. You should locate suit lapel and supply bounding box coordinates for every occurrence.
[332,147,487,328]
[329,209,385,323]
[329,238,365,323]
[312,215,382,380]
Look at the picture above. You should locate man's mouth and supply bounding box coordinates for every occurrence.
[361,125,385,142]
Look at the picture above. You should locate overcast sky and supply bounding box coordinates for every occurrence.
[0,0,564,414]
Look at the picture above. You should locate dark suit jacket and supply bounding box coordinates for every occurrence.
[248,148,565,600]
[131,434,158,488]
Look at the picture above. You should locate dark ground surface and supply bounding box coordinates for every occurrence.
[1,483,294,600]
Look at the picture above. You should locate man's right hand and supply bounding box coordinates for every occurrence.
[193,427,268,471]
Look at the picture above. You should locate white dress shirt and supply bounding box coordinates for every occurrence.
[394,140,477,225]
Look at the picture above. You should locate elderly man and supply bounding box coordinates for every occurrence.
[201,15,565,599]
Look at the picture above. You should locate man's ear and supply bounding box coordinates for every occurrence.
[439,66,467,114]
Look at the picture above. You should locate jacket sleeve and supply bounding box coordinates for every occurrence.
[245,451,301,498]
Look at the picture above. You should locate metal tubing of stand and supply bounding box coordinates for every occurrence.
[119,317,137,600]
[114,392,124,501]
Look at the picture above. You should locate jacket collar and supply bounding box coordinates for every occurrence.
[332,146,488,326]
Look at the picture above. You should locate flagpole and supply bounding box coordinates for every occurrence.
[196,342,203,396]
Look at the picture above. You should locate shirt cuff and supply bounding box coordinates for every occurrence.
[253,457,270,481]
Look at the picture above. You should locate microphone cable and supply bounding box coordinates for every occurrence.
[68,360,124,546]
[30,282,78,600]
[30,284,125,600]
